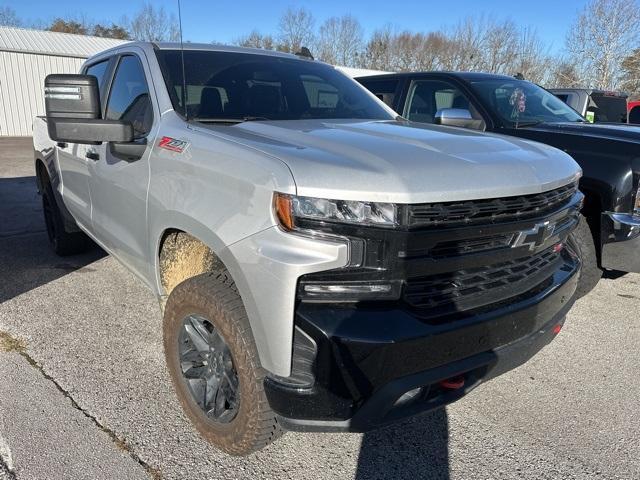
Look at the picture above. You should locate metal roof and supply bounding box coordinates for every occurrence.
[0,26,127,59]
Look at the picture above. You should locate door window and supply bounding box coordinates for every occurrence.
[105,55,153,138]
[405,80,472,123]
[85,59,109,98]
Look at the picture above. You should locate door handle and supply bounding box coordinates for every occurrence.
[56,142,67,148]
[86,151,100,161]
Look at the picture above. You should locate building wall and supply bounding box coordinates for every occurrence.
[0,51,84,136]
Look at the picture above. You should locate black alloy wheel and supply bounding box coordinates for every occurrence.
[178,314,240,424]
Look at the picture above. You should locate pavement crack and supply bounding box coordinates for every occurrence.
[0,330,162,480]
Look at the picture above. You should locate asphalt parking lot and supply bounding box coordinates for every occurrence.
[0,136,639,480]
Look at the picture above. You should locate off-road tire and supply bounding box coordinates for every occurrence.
[569,214,602,298]
[163,272,283,456]
[41,179,88,256]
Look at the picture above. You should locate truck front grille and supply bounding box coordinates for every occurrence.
[297,182,582,321]
[407,182,578,228]
[403,247,563,318]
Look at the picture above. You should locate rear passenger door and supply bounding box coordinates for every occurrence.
[87,50,157,285]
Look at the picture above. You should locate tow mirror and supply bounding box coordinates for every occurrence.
[44,74,133,144]
[434,108,484,130]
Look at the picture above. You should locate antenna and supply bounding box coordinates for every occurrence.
[177,0,188,120]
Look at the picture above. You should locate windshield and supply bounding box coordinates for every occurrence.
[155,50,394,122]
[470,79,584,126]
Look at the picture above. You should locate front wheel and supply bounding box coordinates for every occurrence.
[163,272,282,456]
[568,214,602,298]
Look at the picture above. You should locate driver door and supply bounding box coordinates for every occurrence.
[87,51,157,284]
[55,59,111,229]
[403,79,485,130]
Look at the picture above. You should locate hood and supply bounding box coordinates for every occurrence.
[526,121,640,143]
[198,119,581,204]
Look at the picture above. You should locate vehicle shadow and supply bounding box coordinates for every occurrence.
[0,176,105,304]
[0,176,43,238]
[355,408,450,480]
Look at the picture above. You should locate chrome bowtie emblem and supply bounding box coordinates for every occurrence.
[512,221,556,250]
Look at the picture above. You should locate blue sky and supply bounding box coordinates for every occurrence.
[5,0,588,52]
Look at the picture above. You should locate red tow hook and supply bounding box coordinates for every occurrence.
[439,375,465,390]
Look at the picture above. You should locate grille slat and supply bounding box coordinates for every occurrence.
[403,247,562,316]
[408,183,578,228]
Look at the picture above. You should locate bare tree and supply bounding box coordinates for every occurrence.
[566,0,640,89]
[512,27,553,84]
[317,15,363,67]
[549,60,582,87]
[126,3,180,42]
[0,6,21,27]
[277,7,315,53]
[235,30,276,50]
[360,26,394,70]
[440,17,486,71]
[482,19,519,74]
[621,48,640,94]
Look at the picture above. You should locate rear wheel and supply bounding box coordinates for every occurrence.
[163,272,282,456]
[41,180,88,256]
[568,214,602,298]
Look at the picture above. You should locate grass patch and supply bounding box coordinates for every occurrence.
[0,330,26,353]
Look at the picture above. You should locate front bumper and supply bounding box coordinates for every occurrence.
[601,212,640,273]
[265,256,579,432]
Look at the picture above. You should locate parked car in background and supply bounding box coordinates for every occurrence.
[34,44,584,455]
[358,72,640,296]
[549,88,628,123]
[628,100,640,124]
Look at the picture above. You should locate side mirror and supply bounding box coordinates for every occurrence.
[434,108,484,130]
[44,74,133,144]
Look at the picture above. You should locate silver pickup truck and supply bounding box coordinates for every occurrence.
[33,42,583,456]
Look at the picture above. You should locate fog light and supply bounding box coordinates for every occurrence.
[303,284,392,294]
[299,281,402,302]
[394,387,422,406]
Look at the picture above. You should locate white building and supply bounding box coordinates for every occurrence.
[0,26,126,136]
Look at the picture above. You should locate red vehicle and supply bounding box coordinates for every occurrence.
[628,101,640,124]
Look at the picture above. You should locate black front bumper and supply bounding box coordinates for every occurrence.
[601,212,640,273]
[265,258,578,433]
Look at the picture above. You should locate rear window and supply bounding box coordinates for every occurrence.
[155,50,393,122]
[357,78,399,108]
[588,94,628,123]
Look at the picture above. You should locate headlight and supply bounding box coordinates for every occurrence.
[274,192,401,302]
[274,193,397,231]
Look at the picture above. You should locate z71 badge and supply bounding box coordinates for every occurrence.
[158,136,188,153]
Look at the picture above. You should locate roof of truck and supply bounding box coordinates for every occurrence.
[548,87,628,98]
[355,71,518,82]
[92,41,305,61]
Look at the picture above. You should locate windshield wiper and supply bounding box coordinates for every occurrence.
[191,116,271,124]
[515,120,544,128]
